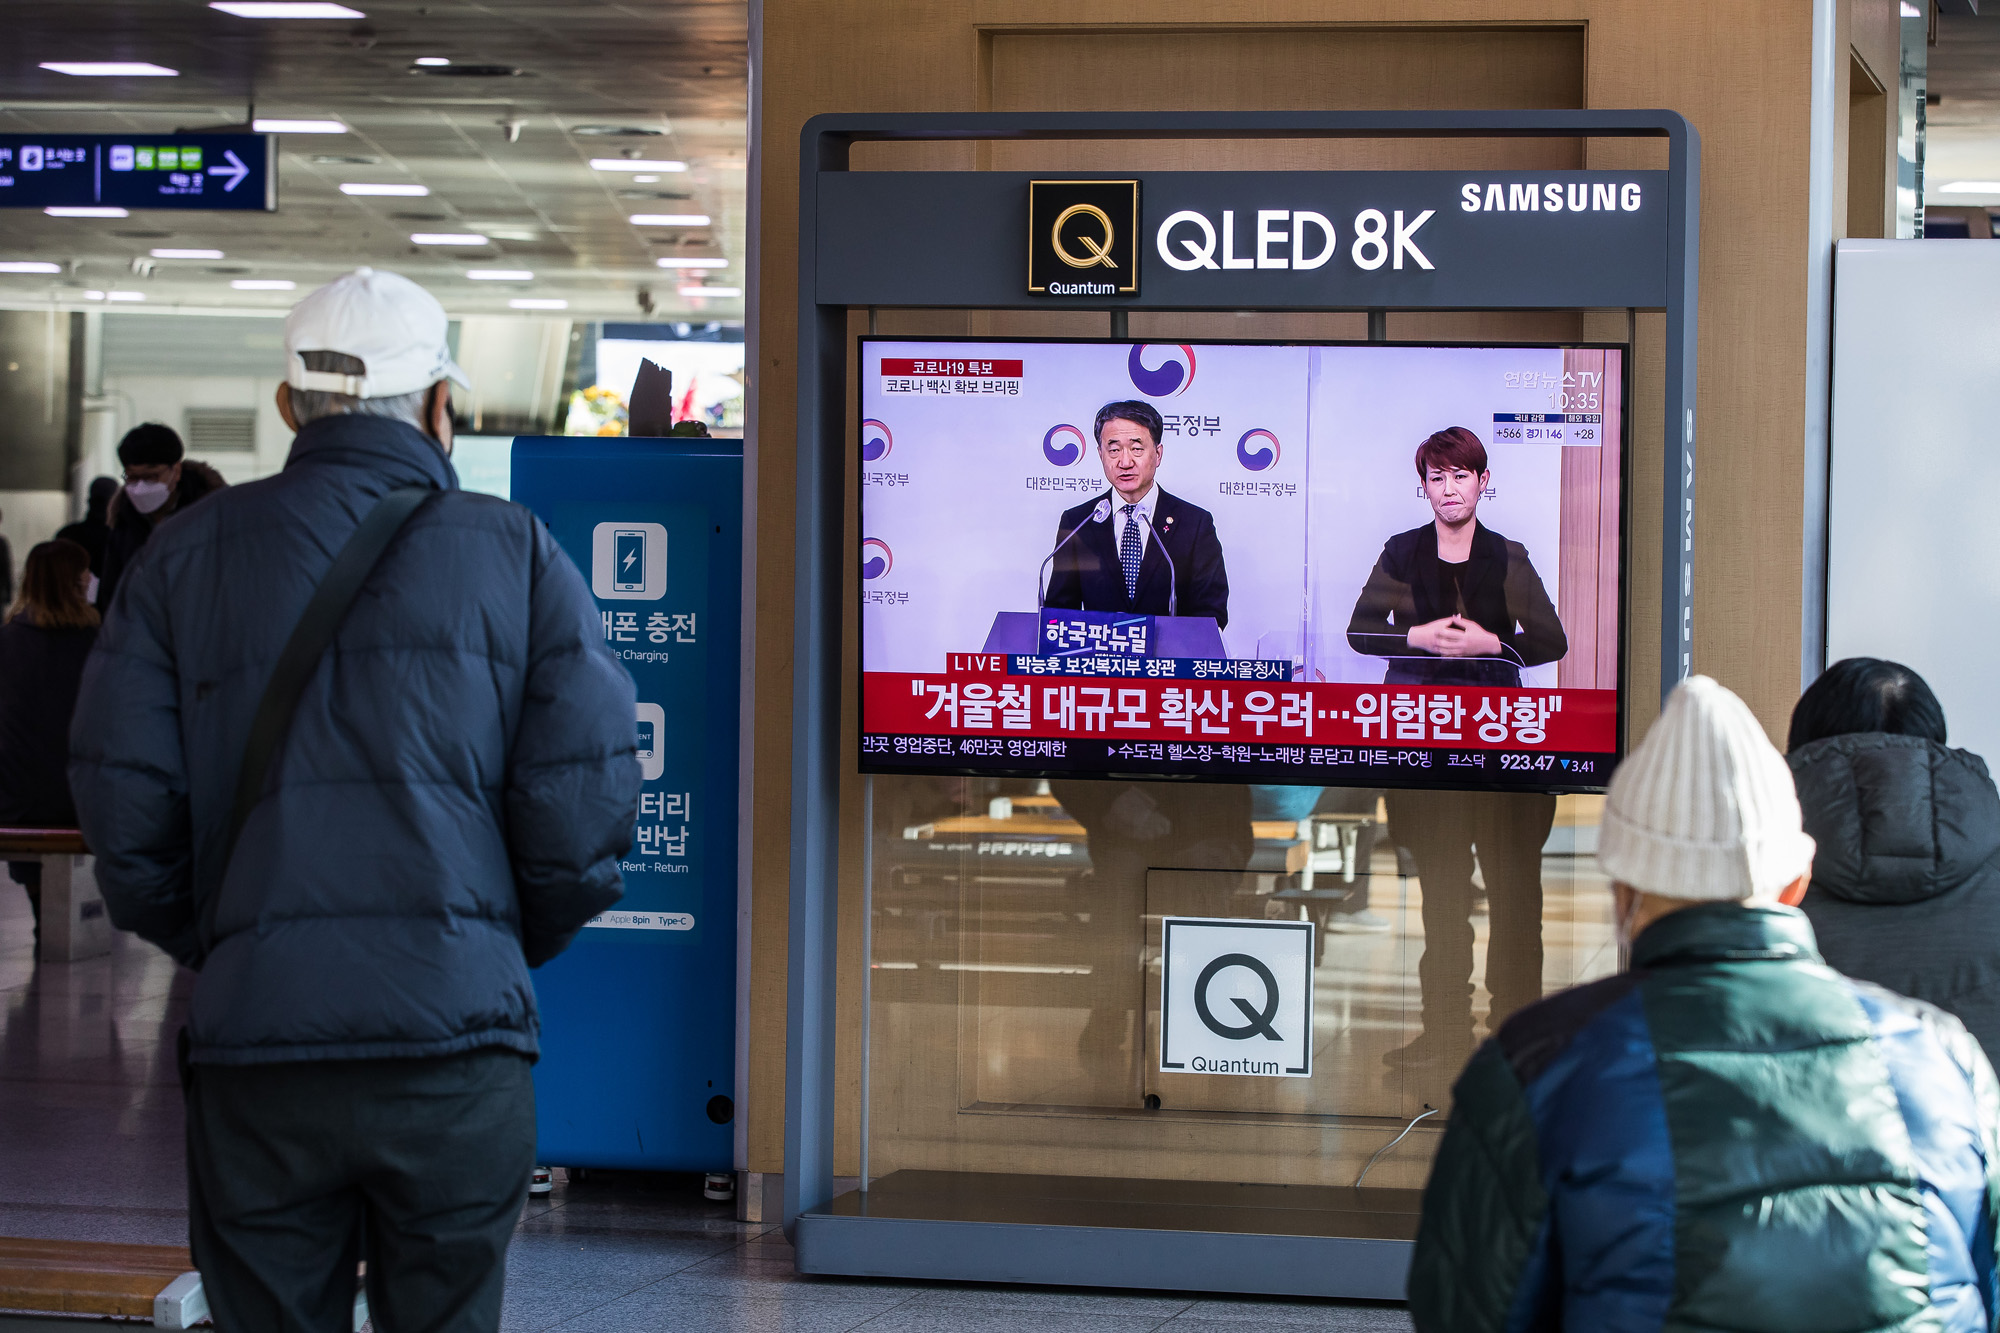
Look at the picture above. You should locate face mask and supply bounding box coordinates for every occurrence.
[125,479,171,514]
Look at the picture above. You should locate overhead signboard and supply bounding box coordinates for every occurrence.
[0,134,276,211]
[818,170,1672,310]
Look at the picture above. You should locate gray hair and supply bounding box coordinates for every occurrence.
[289,350,433,429]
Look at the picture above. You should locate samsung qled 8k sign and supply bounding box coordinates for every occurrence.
[858,338,1627,792]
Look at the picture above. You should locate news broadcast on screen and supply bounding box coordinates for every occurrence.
[858,338,1626,791]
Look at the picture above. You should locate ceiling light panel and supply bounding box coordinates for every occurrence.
[1939,181,2000,194]
[656,257,729,268]
[414,57,451,67]
[46,206,128,217]
[152,248,224,259]
[590,159,687,172]
[679,285,739,297]
[467,269,533,280]
[630,214,710,227]
[253,119,347,134]
[410,233,489,245]
[509,298,567,309]
[231,279,297,289]
[340,183,430,196]
[210,2,366,16]
[39,62,178,76]
[0,262,61,274]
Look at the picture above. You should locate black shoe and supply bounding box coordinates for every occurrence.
[1382,1030,1470,1069]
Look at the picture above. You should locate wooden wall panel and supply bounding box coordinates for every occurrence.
[753,0,1870,1177]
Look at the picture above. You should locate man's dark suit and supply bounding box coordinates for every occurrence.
[1042,488,1230,629]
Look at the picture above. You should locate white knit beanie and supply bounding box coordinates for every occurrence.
[1598,675,1816,903]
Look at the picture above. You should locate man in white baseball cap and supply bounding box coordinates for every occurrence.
[71,268,639,1332]
[277,265,471,444]
[1409,675,2000,1331]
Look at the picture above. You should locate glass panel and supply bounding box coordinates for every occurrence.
[863,774,1612,1204]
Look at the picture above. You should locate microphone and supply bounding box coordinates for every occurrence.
[1137,509,1177,617]
[1038,497,1112,611]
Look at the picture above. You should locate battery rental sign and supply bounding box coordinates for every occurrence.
[0,133,276,211]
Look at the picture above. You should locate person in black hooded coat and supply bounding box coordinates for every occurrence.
[98,423,227,615]
[1788,657,2000,1062]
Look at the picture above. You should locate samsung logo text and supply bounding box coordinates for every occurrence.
[1462,181,1643,212]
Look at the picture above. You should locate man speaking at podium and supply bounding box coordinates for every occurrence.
[1041,399,1230,629]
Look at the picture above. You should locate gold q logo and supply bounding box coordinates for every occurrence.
[1051,203,1117,269]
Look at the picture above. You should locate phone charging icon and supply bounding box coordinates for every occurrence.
[591,521,668,600]
[613,530,646,591]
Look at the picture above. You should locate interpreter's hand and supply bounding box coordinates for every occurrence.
[1406,617,1459,655]
[1433,616,1504,658]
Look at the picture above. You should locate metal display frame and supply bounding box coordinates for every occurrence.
[786,110,1699,1297]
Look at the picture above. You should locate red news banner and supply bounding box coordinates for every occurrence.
[866,659,1617,755]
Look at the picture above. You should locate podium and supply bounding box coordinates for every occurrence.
[983,610,1225,658]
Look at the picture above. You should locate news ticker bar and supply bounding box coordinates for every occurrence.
[861,732,1611,787]
[1008,656,1293,681]
[865,672,1617,752]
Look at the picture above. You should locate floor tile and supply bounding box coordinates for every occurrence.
[891,1285,1194,1319]
[1168,1303,1416,1330]
[550,1291,910,1333]
[848,1307,1170,1333]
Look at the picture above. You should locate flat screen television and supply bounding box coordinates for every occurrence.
[857,338,1627,792]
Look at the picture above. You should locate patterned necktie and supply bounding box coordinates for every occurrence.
[1119,503,1142,601]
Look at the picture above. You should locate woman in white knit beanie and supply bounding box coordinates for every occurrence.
[1597,674,1817,959]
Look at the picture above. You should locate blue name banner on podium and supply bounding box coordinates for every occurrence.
[1039,609,1154,657]
[512,435,741,1172]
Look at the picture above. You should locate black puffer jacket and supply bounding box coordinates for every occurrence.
[69,414,639,1065]
[1790,731,2000,1062]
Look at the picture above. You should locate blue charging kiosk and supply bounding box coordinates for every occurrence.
[511,434,741,1171]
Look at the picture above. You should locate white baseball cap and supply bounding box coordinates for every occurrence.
[1598,675,1817,904]
[284,267,470,399]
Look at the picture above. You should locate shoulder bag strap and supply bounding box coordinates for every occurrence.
[208,485,434,931]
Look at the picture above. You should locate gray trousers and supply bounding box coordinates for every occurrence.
[186,1048,535,1333]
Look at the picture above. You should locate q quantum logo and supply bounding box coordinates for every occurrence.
[861,538,893,581]
[1042,423,1087,468]
[861,418,892,462]
[1236,429,1281,472]
[1128,343,1197,398]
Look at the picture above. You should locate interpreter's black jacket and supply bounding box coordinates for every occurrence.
[1347,520,1565,686]
[1042,487,1230,629]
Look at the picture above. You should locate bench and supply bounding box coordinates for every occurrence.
[0,828,108,963]
[0,1236,192,1320]
[0,1236,371,1328]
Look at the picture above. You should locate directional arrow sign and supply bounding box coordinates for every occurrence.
[213,149,250,193]
[0,133,275,211]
